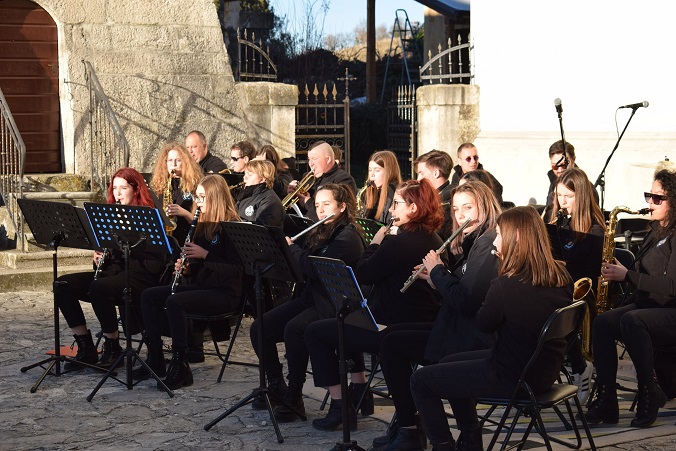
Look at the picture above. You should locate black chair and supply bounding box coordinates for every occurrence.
[476,300,596,451]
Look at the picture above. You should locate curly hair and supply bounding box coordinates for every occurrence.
[396,179,444,234]
[653,169,676,237]
[107,167,155,207]
[149,141,203,195]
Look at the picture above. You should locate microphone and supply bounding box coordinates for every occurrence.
[619,101,649,109]
[554,98,563,114]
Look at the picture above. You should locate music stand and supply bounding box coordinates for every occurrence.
[355,218,385,243]
[82,202,174,401]
[309,256,381,451]
[204,222,304,442]
[18,199,104,392]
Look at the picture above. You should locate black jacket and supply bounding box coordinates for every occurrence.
[169,178,195,244]
[450,163,503,198]
[199,152,228,173]
[356,229,443,326]
[424,226,499,362]
[236,183,285,228]
[185,231,243,299]
[304,164,357,221]
[363,183,395,224]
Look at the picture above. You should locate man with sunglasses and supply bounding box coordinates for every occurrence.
[449,143,503,197]
[230,140,256,174]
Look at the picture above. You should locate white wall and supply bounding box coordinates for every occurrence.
[471,1,676,209]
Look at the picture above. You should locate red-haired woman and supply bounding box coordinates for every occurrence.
[56,167,167,370]
[305,179,445,431]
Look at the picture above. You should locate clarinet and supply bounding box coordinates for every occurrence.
[94,200,120,280]
[400,218,474,293]
[170,207,201,294]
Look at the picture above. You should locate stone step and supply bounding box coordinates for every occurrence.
[0,248,92,270]
[0,264,92,292]
[22,190,99,206]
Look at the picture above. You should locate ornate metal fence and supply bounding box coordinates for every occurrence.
[387,85,417,179]
[420,35,474,85]
[0,87,25,249]
[83,61,129,194]
[295,78,350,175]
[236,28,277,82]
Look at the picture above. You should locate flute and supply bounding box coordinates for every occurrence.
[290,213,335,242]
[171,207,201,294]
[400,218,474,293]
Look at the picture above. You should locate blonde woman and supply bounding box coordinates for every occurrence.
[236,160,284,228]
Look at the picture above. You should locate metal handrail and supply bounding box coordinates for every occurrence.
[0,87,26,250]
[83,60,130,194]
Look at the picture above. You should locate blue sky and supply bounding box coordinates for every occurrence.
[269,0,425,38]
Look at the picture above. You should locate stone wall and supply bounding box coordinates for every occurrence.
[35,0,295,174]
[416,84,480,156]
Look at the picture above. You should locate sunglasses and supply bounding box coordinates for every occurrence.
[464,156,479,163]
[644,192,668,205]
[231,156,241,161]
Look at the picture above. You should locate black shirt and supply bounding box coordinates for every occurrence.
[199,152,228,174]
[304,164,357,221]
[236,183,285,228]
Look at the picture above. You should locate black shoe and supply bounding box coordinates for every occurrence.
[64,330,99,371]
[380,427,425,451]
[312,399,357,431]
[132,342,166,380]
[349,382,375,416]
[274,381,306,422]
[159,346,192,390]
[252,375,287,410]
[97,336,123,369]
[585,383,619,424]
[456,426,482,451]
[631,381,667,428]
[371,422,399,450]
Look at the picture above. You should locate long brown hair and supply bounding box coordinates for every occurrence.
[550,168,605,235]
[195,175,240,241]
[449,181,501,255]
[150,141,203,195]
[396,179,444,234]
[364,150,403,219]
[498,206,570,287]
[306,184,359,249]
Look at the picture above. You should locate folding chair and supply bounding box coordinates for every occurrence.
[476,300,596,451]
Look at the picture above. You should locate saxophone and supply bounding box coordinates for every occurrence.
[356,181,372,217]
[164,169,177,236]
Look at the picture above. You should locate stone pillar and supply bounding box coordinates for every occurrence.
[416,84,480,156]
[236,82,298,158]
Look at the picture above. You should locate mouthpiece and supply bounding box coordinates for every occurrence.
[638,208,650,215]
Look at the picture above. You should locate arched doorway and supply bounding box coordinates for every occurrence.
[0,0,62,173]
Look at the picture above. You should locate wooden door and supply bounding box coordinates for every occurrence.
[0,0,62,173]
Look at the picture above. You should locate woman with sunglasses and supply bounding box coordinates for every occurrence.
[149,141,204,243]
[360,150,402,223]
[549,167,606,403]
[304,179,445,432]
[585,169,676,428]
[138,175,243,390]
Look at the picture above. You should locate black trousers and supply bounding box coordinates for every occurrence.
[379,322,434,427]
[592,303,676,386]
[140,285,239,349]
[305,318,374,388]
[56,270,149,334]
[411,350,514,446]
[249,298,323,384]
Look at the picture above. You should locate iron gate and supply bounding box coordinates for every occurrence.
[386,85,417,179]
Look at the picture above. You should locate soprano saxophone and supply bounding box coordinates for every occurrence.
[170,207,201,294]
[164,169,177,236]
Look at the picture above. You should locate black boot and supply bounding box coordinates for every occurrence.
[274,381,306,422]
[312,398,357,431]
[585,383,619,424]
[159,346,193,390]
[64,330,98,371]
[381,426,426,451]
[631,380,667,428]
[349,382,375,415]
[430,444,454,451]
[456,426,482,451]
[97,335,123,369]
[371,419,399,450]
[252,374,287,410]
[132,340,166,380]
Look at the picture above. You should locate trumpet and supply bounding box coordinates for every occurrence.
[229,181,245,191]
[290,213,335,242]
[219,168,233,174]
[400,218,474,293]
[282,172,315,209]
[171,207,201,294]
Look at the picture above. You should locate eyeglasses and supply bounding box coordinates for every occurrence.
[644,192,668,205]
[464,156,479,163]
[195,194,206,202]
[391,199,407,208]
[551,155,567,170]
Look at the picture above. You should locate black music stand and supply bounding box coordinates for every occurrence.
[82,202,174,401]
[18,199,104,392]
[204,222,304,442]
[355,218,385,243]
[309,256,381,451]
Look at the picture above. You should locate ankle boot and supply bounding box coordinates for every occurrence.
[274,381,306,422]
[159,346,193,390]
[381,427,426,451]
[98,336,123,369]
[631,380,667,428]
[456,426,482,451]
[252,374,287,410]
[585,383,619,424]
[132,341,165,380]
[312,398,357,431]
[64,330,98,371]
[371,418,399,449]
[349,382,375,415]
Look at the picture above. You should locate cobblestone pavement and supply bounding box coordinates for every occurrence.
[2,291,676,450]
